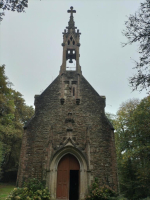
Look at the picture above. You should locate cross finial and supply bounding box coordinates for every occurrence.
[67,6,76,17]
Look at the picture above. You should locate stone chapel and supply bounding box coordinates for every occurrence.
[17,7,118,200]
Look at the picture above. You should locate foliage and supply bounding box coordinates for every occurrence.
[0,0,28,21]
[116,196,127,200]
[113,97,150,199]
[85,178,117,200]
[23,178,46,192]
[0,141,4,178]
[6,179,50,200]
[140,198,150,200]
[123,0,150,92]
[0,65,34,180]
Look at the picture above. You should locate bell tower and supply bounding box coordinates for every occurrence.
[60,6,82,75]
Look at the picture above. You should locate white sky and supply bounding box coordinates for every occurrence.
[0,0,147,114]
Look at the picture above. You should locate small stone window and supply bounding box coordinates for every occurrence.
[68,40,70,45]
[67,128,73,132]
[68,112,72,117]
[70,36,73,41]
[76,99,80,105]
[73,87,75,96]
[72,81,77,84]
[73,40,75,45]
[60,98,65,105]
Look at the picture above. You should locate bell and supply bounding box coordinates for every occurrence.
[69,59,73,63]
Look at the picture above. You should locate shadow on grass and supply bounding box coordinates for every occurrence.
[0,183,15,200]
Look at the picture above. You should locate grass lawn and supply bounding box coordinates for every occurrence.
[0,183,15,200]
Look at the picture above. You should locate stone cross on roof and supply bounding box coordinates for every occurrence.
[67,6,76,17]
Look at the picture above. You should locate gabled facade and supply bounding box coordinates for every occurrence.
[17,7,118,200]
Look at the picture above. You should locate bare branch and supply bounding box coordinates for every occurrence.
[123,0,150,93]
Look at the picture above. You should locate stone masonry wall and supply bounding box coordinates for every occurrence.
[17,71,118,192]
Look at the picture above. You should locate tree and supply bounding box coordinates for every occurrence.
[0,141,3,178]
[132,96,150,197]
[0,0,28,21]
[0,64,15,179]
[0,65,34,181]
[123,0,150,93]
[113,97,150,199]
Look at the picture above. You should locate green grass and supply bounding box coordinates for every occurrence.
[0,183,15,200]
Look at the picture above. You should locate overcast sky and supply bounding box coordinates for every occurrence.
[0,0,147,114]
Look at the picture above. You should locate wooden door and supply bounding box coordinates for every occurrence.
[56,154,80,200]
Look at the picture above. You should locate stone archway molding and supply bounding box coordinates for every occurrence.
[47,146,88,200]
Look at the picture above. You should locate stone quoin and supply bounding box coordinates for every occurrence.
[17,6,118,200]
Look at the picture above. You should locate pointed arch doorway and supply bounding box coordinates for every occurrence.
[56,154,80,200]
